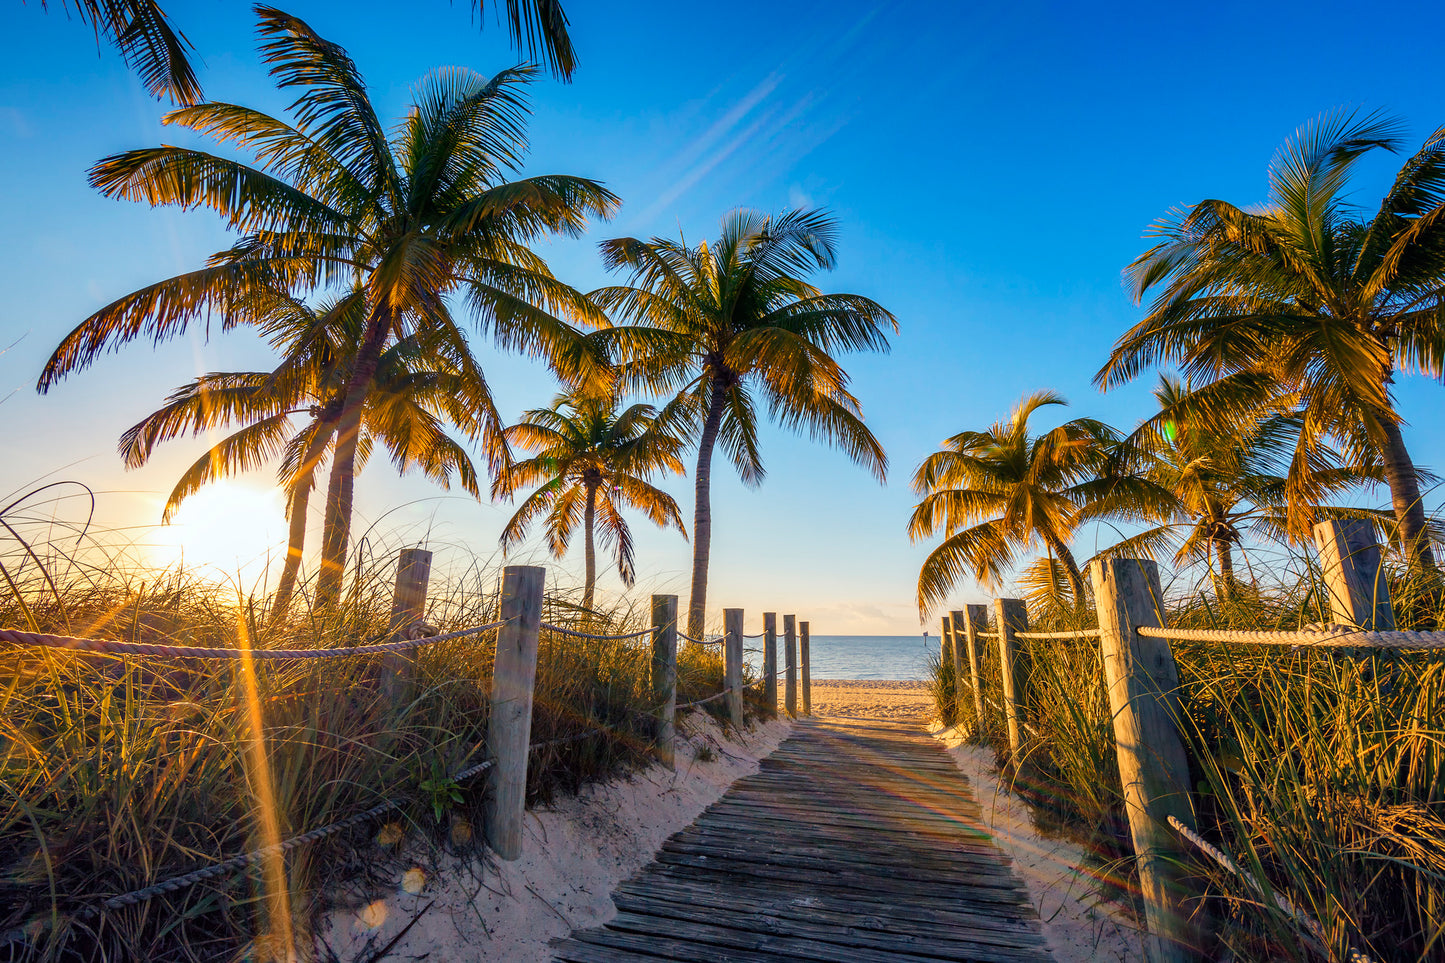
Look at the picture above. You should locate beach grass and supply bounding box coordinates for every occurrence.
[930,553,1445,963]
[0,521,746,962]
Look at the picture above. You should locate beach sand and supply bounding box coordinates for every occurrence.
[802,677,934,720]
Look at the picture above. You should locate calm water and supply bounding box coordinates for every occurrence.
[747,635,936,681]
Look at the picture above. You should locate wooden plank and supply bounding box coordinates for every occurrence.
[552,716,1053,962]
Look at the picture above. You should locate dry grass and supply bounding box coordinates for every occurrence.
[0,506,749,962]
[931,551,1445,963]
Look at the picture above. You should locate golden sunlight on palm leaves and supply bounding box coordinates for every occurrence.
[592,207,897,638]
[1098,108,1445,576]
[497,391,687,610]
[40,8,617,605]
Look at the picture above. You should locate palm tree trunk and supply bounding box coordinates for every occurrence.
[582,481,598,612]
[1214,537,1237,601]
[687,381,729,641]
[1377,413,1439,576]
[316,310,391,607]
[269,414,339,625]
[1042,532,1086,605]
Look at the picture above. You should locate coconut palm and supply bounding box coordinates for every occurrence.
[1122,376,1382,600]
[908,391,1171,616]
[498,393,687,610]
[590,208,895,639]
[1096,109,1445,577]
[38,7,618,604]
[44,0,576,106]
[120,290,484,621]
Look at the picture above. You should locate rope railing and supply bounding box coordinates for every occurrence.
[1138,624,1445,649]
[675,690,729,710]
[0,620,510,660]
[538,623,653,642]
[677,631,724,645]
[1167,816,1375,963]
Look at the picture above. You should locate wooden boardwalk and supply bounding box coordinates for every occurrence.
[552,716,1052,962]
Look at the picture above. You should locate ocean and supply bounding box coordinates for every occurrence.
[746,635,936,681]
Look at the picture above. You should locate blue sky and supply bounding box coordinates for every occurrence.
[2,0,1444,633]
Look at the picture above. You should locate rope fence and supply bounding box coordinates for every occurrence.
[1137,624,1445,649]
[538,623,654,642]
[0,620,510,660]
[1013,628,1100,641]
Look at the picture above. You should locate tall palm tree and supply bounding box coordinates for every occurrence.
[120,291,484,621]
[1096,110,1445,577]
[43,0,576,106]
[591,208,896,639]
[38,7,617,604]
[498,393,687,610]
[908,391,1166,616]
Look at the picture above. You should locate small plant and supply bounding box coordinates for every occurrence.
[419,762,464,823]
[694,742,716,763]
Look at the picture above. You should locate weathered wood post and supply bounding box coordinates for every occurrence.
[939,616,956,717]
[962,604,988,738]
[993,598,1029,760]
[763,612,779,719]
[383,548,432,702]
[651,594,678,769]
[724,608,744,729]
[1313,519,1394,629]
[948,610,968,726]
[1090,558,1203,963]
[485,565,544,860]
[800,621,812,716]
[784,614,798,718]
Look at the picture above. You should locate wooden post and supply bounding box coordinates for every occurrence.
[1090,558,1203,963]
[784,614,798,718]
[1313,519,1394,629]
[948,610,968,726]
[485,565,544,861]
[724,608,744,729]
[763,613,778,719]
[651,595,678,769]
[962,604,988,738]
[800,621,812,716]
[383,548,432,702]
[939,616,956,715]
[993,598,1028,760]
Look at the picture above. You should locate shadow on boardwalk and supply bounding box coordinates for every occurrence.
[552,715,1053,962]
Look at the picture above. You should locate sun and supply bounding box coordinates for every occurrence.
[146,483,289,586]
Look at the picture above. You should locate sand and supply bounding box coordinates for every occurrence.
[803,677,934,720]
[318,714,790,962]
[930,721,1146,962]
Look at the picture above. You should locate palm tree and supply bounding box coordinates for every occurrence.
[120,290,485,621]
[1122,376,1380,600]
[1096,110,1445,577]
[38,7,617,604]
[590,208,896,639]
[908,391,1164,616]
[43,0,576,106]
[498,393,687,610]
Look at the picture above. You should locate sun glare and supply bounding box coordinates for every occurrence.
[146,483,288,585]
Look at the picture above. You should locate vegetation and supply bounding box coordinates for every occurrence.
[41,0,577,106]
[0,514,740,962]
[592,208,896,638]
[38,7,618,606]
[119,288,487,623]
[498,391,687,610]
[911,112,1445,963]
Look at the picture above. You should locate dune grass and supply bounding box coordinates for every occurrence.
[0,514,745,962]
[931,554,1445,963]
